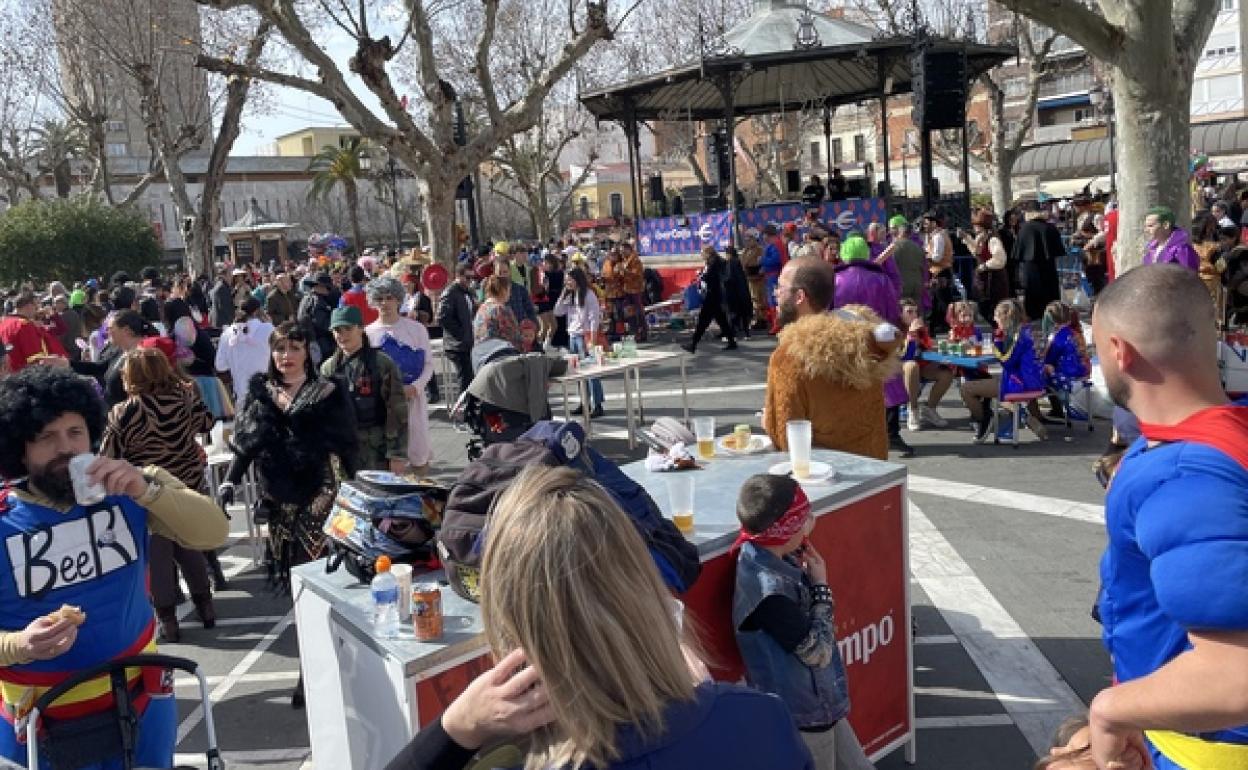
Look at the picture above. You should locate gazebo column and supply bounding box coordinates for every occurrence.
[622,100,643,234]
[823,105,834,182]
[877,56,893,199]
[715,72,742,247]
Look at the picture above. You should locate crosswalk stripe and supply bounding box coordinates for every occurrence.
[909,500,1086,754]
[909,475,1105,525]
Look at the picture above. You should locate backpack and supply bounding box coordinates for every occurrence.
[439,421,702,602]
[323,475,449,583]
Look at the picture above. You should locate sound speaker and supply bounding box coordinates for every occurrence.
[911,49,967,131]
[846,179,866,199]
[786,169,801,195]
[648,175,665,202]
[876,180,892,198]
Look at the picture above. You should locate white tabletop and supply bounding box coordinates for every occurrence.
[551,349,685,383]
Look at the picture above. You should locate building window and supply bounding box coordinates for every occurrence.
[105,120,125,133]
[853,134,866,163]
[1004,120,1021,138]
[1204,30,1239,58]
[609,192,624,218]
[1003,77,1027,97]
[105,143,127,157]
[1223,0,1236,11]
[302,137,314,155]
[831,138,843,164]
[1192,73,1243,114]
[579,196,590,218]
[809,141,821,167]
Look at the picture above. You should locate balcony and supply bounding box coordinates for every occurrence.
[1038,72,1097,100]
[1033,118,1104,144]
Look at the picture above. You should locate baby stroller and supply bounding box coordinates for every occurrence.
[451,339,568,460]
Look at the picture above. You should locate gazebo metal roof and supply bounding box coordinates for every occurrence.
[581,1,1015,122]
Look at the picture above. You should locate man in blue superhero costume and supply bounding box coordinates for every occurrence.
[1090,264,1248,770]
[0,366,228,769]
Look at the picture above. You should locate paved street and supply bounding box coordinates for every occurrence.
[165,331,1112,770]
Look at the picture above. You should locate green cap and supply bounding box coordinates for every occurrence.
[840,235,870,263]
[330,305,363,329]
[69,289,87,307]
[888,214,909,230]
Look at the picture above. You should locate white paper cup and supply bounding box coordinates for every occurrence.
[786,420,813,479]
[391,563,413,621]
[69,453,107,506]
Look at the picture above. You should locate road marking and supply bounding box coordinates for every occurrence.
[916,714,1015,729]
[173,748,311,767]
[914,634,960,646]
[180,614,289,629]
[909,475,1105,525]
[909,500,1085,754]
[176,612,296,744]
[174,670,300,688]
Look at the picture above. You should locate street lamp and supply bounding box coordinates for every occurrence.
[364,149,405,251]
[1089,85,1117,197]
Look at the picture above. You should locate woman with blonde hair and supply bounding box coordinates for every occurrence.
[385,466,812,770]
[100,347,219,642]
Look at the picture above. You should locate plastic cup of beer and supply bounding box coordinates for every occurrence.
[692,416,716,459]
[786,420,813,480]
[667,474,696,536]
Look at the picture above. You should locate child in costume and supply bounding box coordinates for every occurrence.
[732,473,874,770]
[945,300,980,343]
[959,299,1047,443]
[1041,301,1091,391]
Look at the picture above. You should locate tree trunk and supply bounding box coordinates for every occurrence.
[345,180,363,255]
[424,180,458,267]
[53,162,72,198]
[1112,75,1193,275]
[990,151,1013,215]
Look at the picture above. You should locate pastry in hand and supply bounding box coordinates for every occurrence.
[44,605,86,627]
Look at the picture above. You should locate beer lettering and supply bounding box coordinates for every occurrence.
[6,506,138,597]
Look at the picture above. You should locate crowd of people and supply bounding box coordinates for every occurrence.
[0,181,1244,770]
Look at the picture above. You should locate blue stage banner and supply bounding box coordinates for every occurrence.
[637,211,734,257]
[638,199,890,257]
[737,198,890,235]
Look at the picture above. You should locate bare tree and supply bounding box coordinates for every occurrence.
[52,0,274,273]
[194,0,630,265]
[1001,0,1219,271]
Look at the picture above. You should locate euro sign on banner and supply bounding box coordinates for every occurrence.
[638,198,890,257]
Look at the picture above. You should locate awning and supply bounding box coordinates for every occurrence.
[1014,116,1248,181]
[1036,94,1091,109]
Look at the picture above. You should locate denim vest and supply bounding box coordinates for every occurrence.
[732,542,850,729]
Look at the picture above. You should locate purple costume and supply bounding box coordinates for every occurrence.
[833,260,907,407]
[1143,227,1200,271]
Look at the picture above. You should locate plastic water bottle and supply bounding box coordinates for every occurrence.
[371,555,400,639]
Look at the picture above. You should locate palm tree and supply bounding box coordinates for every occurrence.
[30,119,87,198]
[307,137,371,253]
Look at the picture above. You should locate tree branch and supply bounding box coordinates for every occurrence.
[999,0,1125,64]
[1174,0,1221,62]
[474,0,504,127]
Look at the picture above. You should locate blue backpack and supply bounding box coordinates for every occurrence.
[439,421,702,602]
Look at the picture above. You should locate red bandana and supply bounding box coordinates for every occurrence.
[733,486,812,550]
[1138,403,1248,471]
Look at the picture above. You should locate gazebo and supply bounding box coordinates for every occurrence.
[220,198,298,265]
[580,0,1014,251]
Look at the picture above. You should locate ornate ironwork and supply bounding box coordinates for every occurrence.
[699,14,744,61]
[794,6,821,50]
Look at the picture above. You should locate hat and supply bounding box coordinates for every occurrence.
[69,289,86,307]
[330,305,363,329]
[840,236,870,263]
[493,241,510,256]
[85,278,99,290]
[300,274,318,288]
[239,296,262,316]
[366,275,405,303]
[888,214,909,230]
[315,273,335,288]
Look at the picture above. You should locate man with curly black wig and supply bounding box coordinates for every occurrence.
[0,366,228,768]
